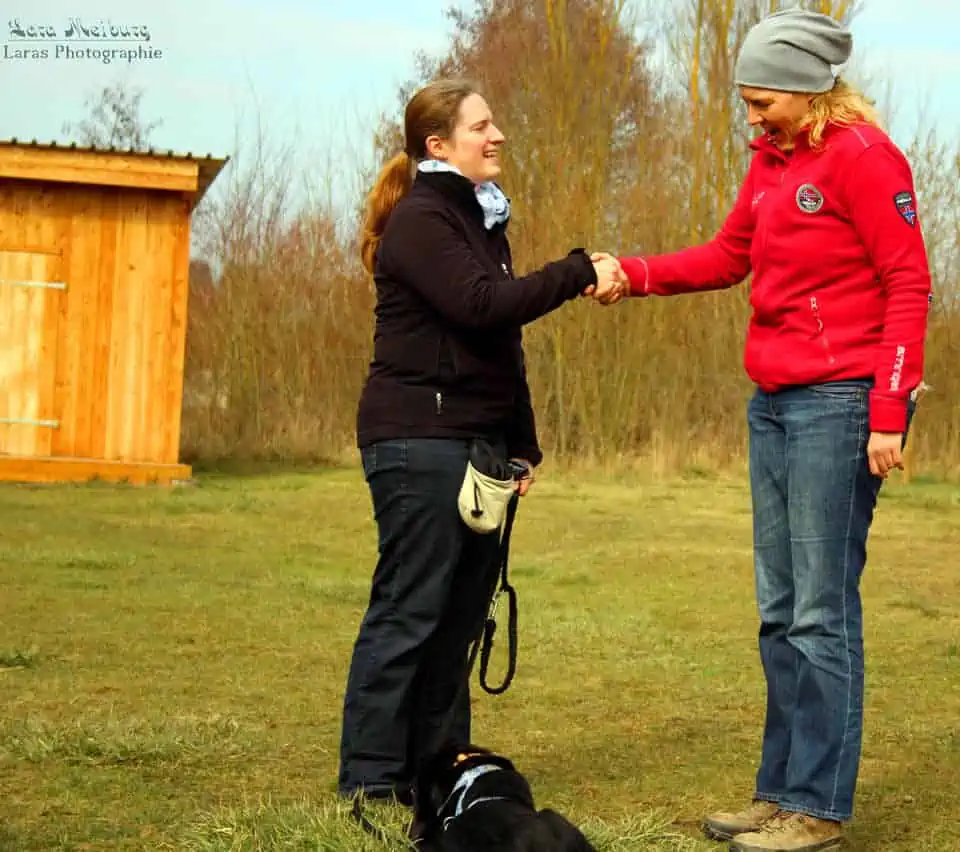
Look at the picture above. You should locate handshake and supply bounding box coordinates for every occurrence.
[585,252,627,305]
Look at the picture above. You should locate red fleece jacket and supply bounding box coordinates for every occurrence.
[619,122,932,433]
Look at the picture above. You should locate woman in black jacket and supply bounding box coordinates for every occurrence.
[337,78,623,804]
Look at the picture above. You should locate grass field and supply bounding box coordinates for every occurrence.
[1,466,957,851]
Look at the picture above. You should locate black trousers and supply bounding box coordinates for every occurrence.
[338,437,503,798]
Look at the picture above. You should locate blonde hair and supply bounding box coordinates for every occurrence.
[800,78,882,148]
[360,79,478,275]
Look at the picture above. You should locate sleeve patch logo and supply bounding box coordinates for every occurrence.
[796,183,824,213]
[894,191,917,227]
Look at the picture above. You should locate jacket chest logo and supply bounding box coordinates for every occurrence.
[795,183,824,214]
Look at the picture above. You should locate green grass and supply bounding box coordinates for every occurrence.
[0,467,957,850]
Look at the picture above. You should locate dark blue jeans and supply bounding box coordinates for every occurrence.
[338,438,503,800]
[748,381,912,822]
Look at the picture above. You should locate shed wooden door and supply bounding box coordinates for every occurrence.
[0,249,63,458]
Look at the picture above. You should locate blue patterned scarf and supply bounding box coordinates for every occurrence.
[417,159,511,230]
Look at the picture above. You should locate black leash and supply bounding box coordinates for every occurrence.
[476,494,519,695]
[349,796,392,845]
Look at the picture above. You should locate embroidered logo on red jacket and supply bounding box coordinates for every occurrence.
[796,184,824,214]
[894,191,917,227]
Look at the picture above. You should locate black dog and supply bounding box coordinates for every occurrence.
[410,743,597,852]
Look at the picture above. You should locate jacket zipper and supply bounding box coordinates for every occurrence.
[809,297,836,365]
[757,153,790,260]
[436,391,443,414]
[752,151,792,339]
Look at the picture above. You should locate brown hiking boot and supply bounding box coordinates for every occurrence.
[730,810,842,851]
[703,800,781,841]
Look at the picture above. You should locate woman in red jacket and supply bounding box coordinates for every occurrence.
[616,10,931,852]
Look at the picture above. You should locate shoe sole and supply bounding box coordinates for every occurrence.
[729,837,842,852]
[703,805,783,842]
[701,822,761,842]
[702,822,744,842]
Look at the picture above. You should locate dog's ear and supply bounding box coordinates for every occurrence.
[536,809,599,852]
[412,769,444,823]
[411,754,444,829]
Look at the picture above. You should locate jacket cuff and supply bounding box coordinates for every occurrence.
[618,256,649,296]
[869,390,909,433]
[567,248,598,289]
[507,444,543,468]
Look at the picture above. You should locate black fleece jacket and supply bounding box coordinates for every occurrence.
[356,170,597,466]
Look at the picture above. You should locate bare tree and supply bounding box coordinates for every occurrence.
[62,81,162,150]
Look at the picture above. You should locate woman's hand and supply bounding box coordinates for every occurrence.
[586,253,626,305]
[867,432,904,478]
[510,459,536,496]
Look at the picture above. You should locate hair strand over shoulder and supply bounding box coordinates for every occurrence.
[360,152,413,275]
[802,78,881,148]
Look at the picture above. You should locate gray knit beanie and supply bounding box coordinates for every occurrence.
[734,8,852,94]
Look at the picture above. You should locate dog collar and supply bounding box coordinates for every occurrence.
[443,795,510,830]
[438,763,504,828]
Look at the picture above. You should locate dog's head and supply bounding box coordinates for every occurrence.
[412,743,529,836]
[413,742,519,815]
[411,742,598,852]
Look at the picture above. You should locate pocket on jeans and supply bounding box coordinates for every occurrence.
[361,440,408,480]
[361,445,378,478]
[901,399,918,448]
[807,381,870,401]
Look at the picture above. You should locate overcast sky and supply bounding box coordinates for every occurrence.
[2,0,957,209]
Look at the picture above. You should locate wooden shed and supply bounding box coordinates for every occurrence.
[0,140,227,485]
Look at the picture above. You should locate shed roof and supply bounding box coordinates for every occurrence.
[0,139,229,209]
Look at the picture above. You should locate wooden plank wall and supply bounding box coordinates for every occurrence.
[0,179,191,464]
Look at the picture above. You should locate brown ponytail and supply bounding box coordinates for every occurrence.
[360,152,414,274]
[358,78,479,275]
